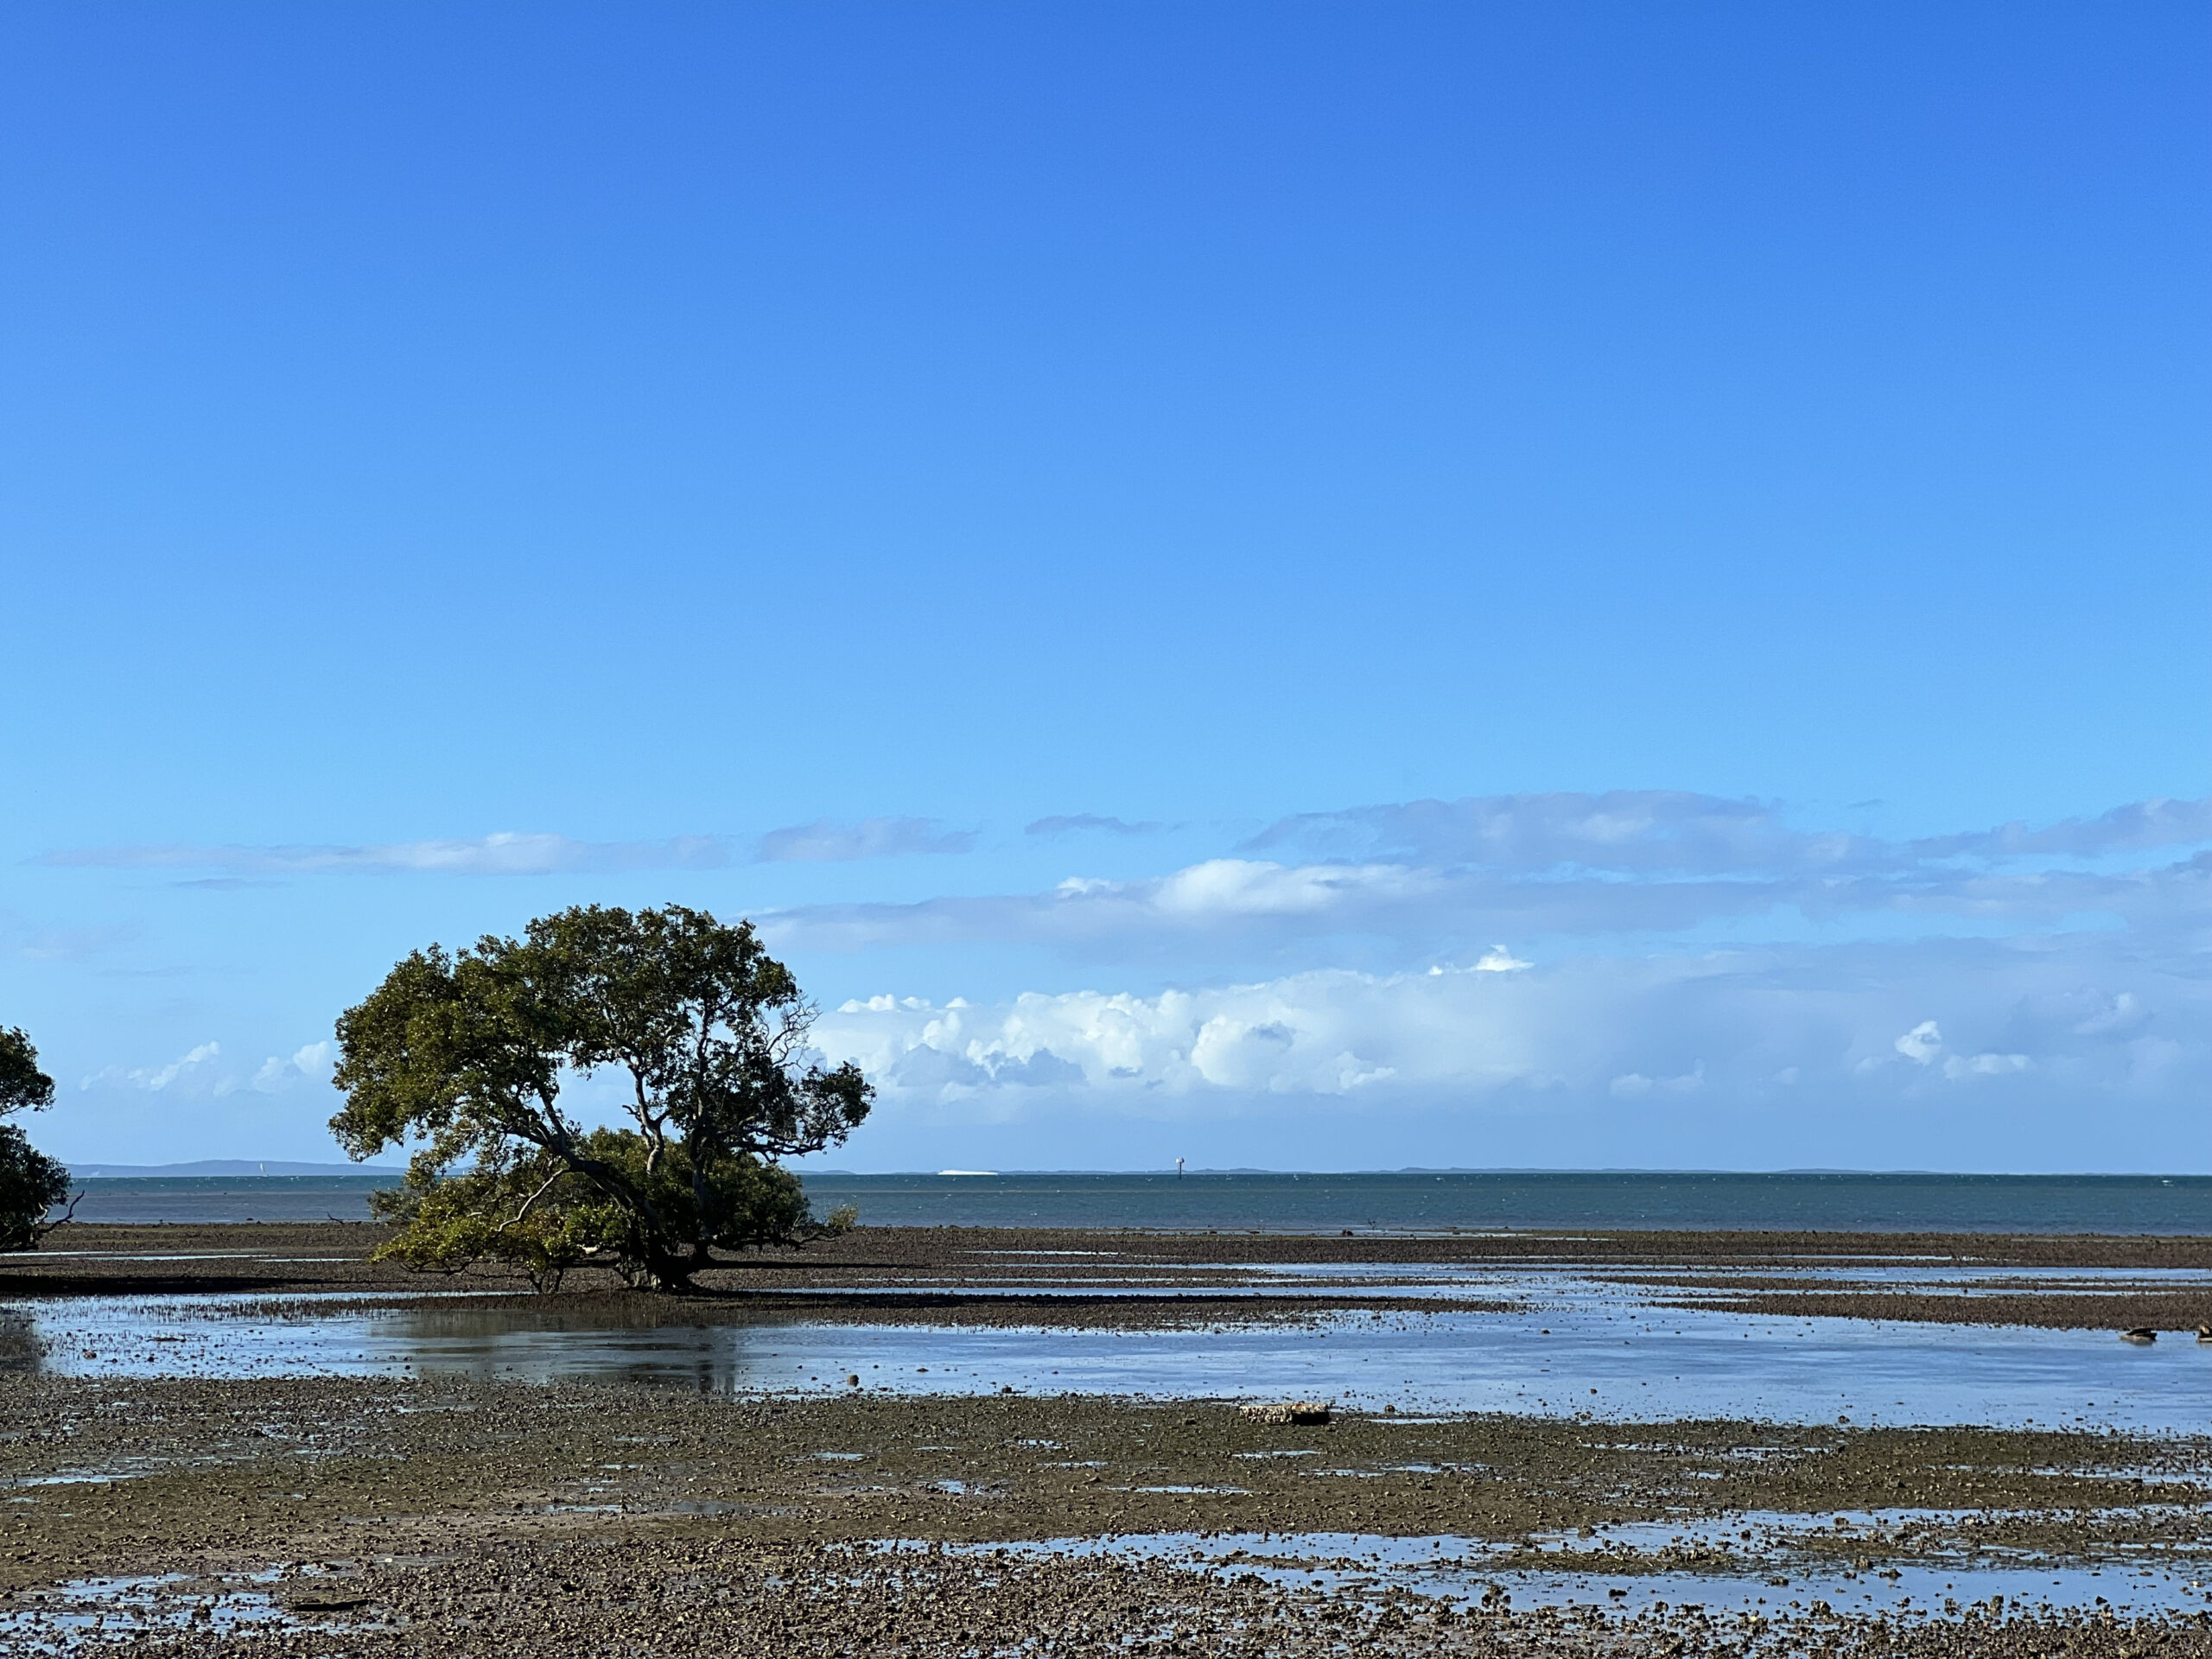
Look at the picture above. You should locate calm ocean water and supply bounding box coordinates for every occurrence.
[51,1171,2212,1232]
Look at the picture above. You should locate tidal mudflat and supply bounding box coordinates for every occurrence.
[2,1223,2209,1654]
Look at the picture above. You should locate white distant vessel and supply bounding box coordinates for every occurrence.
[937,1169,998,1177]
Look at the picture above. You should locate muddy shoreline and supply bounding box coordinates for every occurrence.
[8,1221,2209,1332]
[4,1376,2210,1652]
[22,1219,2212,1272]
[3,1223,2209,1652]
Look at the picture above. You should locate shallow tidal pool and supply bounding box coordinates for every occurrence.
[7,1265,2210,1433]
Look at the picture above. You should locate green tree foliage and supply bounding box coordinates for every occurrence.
[330,905,872,1290]
[0,1027,72,1251]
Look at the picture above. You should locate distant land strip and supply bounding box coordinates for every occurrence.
[66,1160,405,1178]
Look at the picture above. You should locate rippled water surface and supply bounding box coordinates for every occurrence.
[54,1171,2212,1230]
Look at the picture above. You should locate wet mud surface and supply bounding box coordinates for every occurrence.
[9,1223,2211,1332]
[8,1542,2212,1656]
[5,1378,2212,1650]
[1668,1287,2212,1332]
[2,1224,2209,1651]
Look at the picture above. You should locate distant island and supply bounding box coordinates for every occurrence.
[67,1160,404,1178]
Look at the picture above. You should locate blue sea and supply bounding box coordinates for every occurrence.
[51,1170,2212,1232]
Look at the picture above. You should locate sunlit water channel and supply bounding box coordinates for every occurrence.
[894,1528,2212,1622]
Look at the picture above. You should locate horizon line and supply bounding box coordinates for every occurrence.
[64,1162,2210,1180]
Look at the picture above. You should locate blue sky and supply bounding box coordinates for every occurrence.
[3,3,2206,1171]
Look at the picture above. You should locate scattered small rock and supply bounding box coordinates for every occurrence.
[1241,1402,1332,1426]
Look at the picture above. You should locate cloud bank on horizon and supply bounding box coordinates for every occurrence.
[785,791,2207,1153]
[42,791,2206,1171]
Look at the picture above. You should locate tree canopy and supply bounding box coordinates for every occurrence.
[330,905,871,1289]
[0,1027,71,1251]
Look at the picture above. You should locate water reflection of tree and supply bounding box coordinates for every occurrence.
[0,1308,46,1372]
[389,1300,745,1389]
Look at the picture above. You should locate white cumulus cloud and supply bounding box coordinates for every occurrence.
[1895,1020,1944,1065]
[809,925,2201,1158]
[83,1040,226,1095]
[250,1042,337,1093]
[82,1038,340,1100]
[1883,1019,2033,1083]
